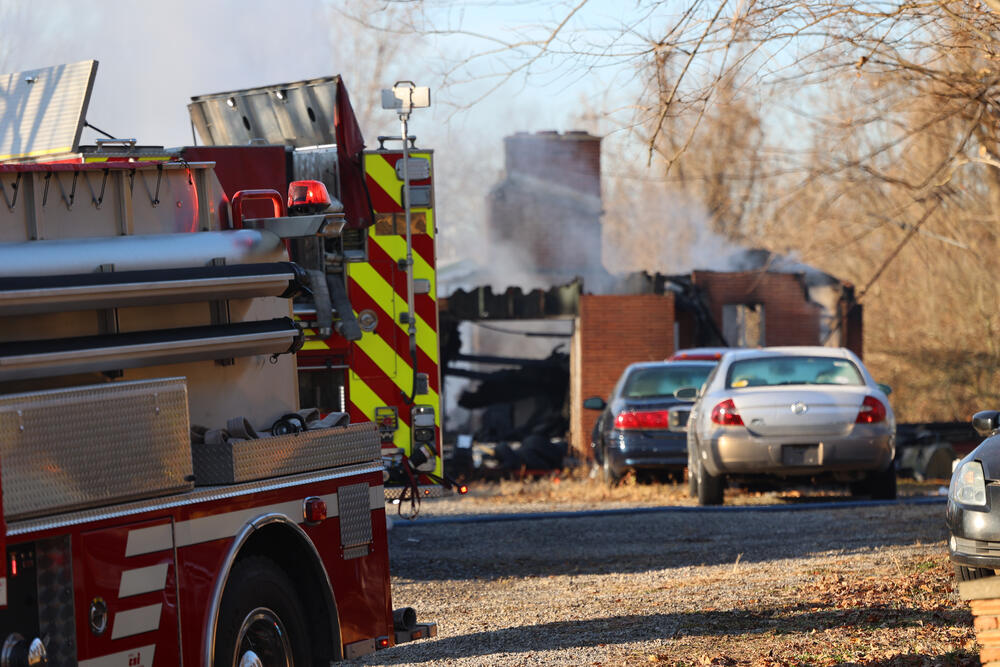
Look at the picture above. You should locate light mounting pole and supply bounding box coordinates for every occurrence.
[381,82,430,401]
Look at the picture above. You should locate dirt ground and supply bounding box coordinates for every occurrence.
[363,477,975,667]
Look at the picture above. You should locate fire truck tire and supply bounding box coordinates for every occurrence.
[215,555,313,667]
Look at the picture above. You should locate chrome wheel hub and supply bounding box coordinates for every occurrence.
[233,608,292,667]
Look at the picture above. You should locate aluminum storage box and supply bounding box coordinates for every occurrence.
[192,421,380,485]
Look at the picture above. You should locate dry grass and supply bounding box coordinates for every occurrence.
[645,556,977,667]
[423,470,946,516]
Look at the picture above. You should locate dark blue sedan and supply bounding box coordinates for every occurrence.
[583,360,717,485]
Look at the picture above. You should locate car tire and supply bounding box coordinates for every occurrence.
[955,564,995,582]
[868,465,898,500]
[696,460,724,506]
[602,450,619,487]
[687,450,698,498]
[849,465,897,500]
[214,555,313,667]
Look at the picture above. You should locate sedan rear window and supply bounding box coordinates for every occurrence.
[623,364,714,398]
[725,356,864,389]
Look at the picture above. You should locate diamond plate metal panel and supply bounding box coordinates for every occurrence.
[0,378,193,520]
[192,421,379,485]
[338,482,372,560]
[384,484,447,500]
[36,536,75,666]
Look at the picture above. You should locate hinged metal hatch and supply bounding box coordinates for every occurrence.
[0,60,97,161]
[189,75,343,147]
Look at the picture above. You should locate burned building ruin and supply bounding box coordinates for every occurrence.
[440,131,862,470]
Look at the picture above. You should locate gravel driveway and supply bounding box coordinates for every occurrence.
[360,497,973,666]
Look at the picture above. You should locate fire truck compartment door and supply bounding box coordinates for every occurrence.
[0,378,193,521]
[75,517,180,665]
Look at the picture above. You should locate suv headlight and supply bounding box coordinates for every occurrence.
[951,460,988,506]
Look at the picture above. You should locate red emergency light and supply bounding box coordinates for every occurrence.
[287,180,332,215]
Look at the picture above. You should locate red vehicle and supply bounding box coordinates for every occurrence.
[0,60,435,666]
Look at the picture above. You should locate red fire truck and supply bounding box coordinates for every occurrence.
[0,60,438,665]
[185,72,449,502]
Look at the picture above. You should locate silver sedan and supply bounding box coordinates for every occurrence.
[684,346,896,505]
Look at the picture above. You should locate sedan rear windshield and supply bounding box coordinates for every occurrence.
[623,364,714,398]
[725,356,864,389]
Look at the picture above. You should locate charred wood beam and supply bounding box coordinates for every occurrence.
[451,353,564,367]
[443,367,496,381]
[441,280,582,321]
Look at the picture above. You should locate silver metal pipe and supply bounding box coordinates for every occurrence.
[0,229,284,277]
[401,116,416,339]
[400,114,418,400]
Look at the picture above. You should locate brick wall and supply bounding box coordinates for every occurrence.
[693,271,823,347]
[503,131,601,196]
[569,293,675,458]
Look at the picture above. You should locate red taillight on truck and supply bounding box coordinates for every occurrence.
[855,396,887,424]
[710,399,743,426]
[614,410,670,430]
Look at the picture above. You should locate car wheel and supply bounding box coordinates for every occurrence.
[696,460,724,506]
[848,465,897,500]
[868,465,898,500]
[214,555,313,667]
[955,564,996,582]
[602,450,619,487]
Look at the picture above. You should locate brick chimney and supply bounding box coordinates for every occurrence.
[488,131,604,283]
[502,131,601,197]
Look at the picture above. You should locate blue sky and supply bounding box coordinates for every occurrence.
[1,0,650,146]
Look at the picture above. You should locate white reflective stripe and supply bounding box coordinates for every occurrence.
[78,644,156,667]
[370,484,384,510]
[118,563,169,598]
[0,577,6,607]
[173,493,339,548]
[125,523,173,557]
[111,603,162,639]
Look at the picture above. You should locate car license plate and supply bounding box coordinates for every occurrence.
[782,444,820,466]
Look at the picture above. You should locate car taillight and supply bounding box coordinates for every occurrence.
[614,410,671,429]
[710,399,743,426]
[856,396,887,424]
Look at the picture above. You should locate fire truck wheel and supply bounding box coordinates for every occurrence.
[215,555,313,667]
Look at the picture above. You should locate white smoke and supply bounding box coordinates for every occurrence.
[602,175,749,276]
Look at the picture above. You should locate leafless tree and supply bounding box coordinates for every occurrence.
[406,1,1000,419]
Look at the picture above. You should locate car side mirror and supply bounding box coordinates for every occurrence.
[877,383,892,396]
[674,386,699,401]
[583,397,606,411]
[973,410,1000,437]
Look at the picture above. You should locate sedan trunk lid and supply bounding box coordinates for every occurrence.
[731,387,863,438]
